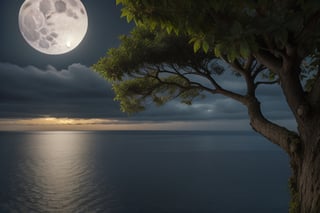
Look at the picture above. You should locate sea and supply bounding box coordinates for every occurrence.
[0,131,290,213]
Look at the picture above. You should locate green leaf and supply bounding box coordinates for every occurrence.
[202,40,209,53]
[126,14,134,23]
[227,48,238,62]
[115,0,122,5]
[214,44,222,57]
[150,21,157,30]
[269,71,276,80]
[193,40,201,52]
[189,37,197,44]
[166,25,173,34]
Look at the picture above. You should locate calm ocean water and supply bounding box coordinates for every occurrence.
[0,131,290,213]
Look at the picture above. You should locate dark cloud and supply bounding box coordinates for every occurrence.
[0,63,123,118]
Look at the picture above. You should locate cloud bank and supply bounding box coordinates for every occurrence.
[0,63,296,130]
[0,63,122,119]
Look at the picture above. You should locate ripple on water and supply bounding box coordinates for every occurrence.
[1,133,123,212]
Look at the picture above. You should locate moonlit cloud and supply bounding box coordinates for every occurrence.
[0,62,296,131]
[0,62,123,119]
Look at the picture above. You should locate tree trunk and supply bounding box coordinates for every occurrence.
[290,128,320,213]
[245,96,320,213]
[255,47,320,212]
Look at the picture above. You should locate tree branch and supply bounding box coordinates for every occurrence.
[252,64,267,80]
[216,88,247,104]
[255,48,310,124]
[246,97,300,155]
[309,70,320,108]
[146,63,249,105]
[279,56,311,124]
[255,79,279,89]
[150,67,216,94]
[196,69,223,90]
[229,59,257,97]
[254,51,282,74]
[244,55,254,71]
[231,59,247,76]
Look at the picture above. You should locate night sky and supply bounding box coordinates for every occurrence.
[0,0,296,131]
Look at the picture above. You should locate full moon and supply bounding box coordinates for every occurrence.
[19,0,88,55]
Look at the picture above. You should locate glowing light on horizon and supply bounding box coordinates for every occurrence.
[12,117,115,126]
[0,117,133,131]
[0,117,257,131]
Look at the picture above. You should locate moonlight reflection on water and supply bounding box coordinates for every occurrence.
[5,132,120,212]
[0,131,290,212]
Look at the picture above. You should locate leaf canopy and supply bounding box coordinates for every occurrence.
[116,0,320,60]
[94,0,320,112]
[93,27,215,112]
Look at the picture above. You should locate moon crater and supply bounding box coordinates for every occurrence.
[55,0,67,13]
[19,0,88,55]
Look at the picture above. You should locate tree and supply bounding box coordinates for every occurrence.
[93,1,320,212]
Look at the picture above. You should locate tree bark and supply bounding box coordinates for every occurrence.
[245,96,299,154]
[290,124,320,213]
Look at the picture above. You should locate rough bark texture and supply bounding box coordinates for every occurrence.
[280,52,320,213]
[290,126,320,213]
[246,97,299,154]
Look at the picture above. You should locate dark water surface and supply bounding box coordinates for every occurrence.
[0,131,290,213]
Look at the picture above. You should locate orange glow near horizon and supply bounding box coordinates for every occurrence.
[0,117,128,131]
[40,117,106,125]
[0,117,191,131]
[0,117,254,131]
[9,117,110,126]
